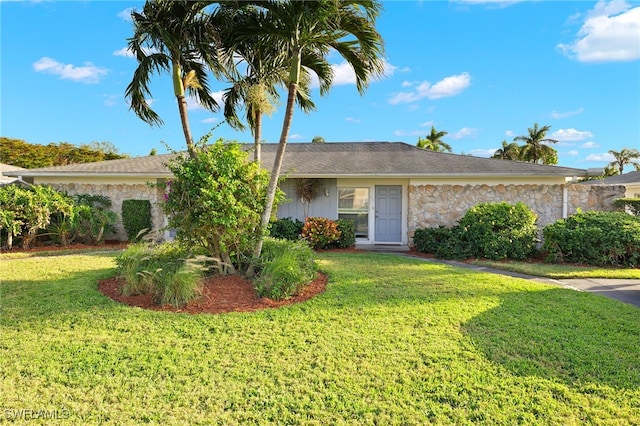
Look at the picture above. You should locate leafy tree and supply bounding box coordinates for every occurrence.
[514,123,559,164]
[161,137,282,275]
[312,136,326,143]
[125,0,227,158]
[607,148,640,174]
[491,140,521,161]
[0,137,126,168]
[240,0,385,263]
[417,126,451,152]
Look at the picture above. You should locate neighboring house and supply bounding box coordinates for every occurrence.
[0,163,26,185]
[2,142,624,245]
[581,171,640,198]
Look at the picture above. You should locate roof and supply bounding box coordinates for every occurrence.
[2,142,587,179]
[0,163,25,183]
[580,171,640,185]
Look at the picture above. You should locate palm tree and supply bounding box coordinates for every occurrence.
[125,0,227,158]
[607,148,640,174]
[514,123,559,164]
[215,4,318,162]
[491,140,521,161]
[417,127,451,152]
[242,0,385,261]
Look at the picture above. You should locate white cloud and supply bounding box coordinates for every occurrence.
[388,72,471,104]
[289,134,305,140]
[450,127,479,139]
[420,121,435,127]
[585,152,615,162]
[401,81,413,88]
[103,94,117,107]
[558,1,640,62]
[33,57,108,83]
[581,141,600,148]
[117,7,136,22]
[201,117,219,124]
[505,130,515,137]
[310,59,397,88]
[345,117,361,123]
[551,128,593,142]
[186,91,224,111]
[113,47,134,58]
[551,107,584,119]
[469,149,497,157]
[453,0,523,4]
[566,150,580,156]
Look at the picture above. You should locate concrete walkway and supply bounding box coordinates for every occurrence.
[390,252,640,308]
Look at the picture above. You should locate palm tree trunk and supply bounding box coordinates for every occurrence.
[251,82,298,267]
[177,95,195,158]
[254,111,262,162]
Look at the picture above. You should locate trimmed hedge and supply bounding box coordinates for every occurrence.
[413,202,538,261]
[122,199,152,242]
[613,198,640,216]
[542,210,640,267]
[333,219,356,249]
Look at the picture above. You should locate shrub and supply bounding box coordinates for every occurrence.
[269,217,304,241]
[414,202,538,261]
[301,217,341,249]
[333,219,356,249]
[457,202,538,260]
[613,198,640,216]
[122,199,152,242]
[115,242,206,306]
[74,194,117,244]
[412,226,451,254]
[254,237,316,300]
[542,211,640,267]
[161,138,284,275]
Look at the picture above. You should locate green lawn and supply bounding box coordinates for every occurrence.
[471,259,640,279]
[1,251,639,424]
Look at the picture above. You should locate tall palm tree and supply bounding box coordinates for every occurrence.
[215,4,318,162]
[608,148,640,174]
[125,0,228,158]
[514,123,559,164]
[417,126,451,152]
[242,0,385,260]
[491,140,521,161]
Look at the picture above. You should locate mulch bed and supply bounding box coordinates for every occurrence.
[98,273,328,314]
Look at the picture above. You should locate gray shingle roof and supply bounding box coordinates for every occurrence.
[580,171,640,185]
[3,142,587,178]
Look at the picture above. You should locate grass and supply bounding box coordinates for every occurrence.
[471,259,640,279]
[1,251,640,424]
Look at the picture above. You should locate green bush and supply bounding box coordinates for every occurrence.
[414,202,538,261]
[333,219,356,249]
[457,202,538,260]
[269,217,304,241]
[115,242,206,307]
[542,211,640,267]
[301,217,341,249]
[254,237,316,300]
[412,226,451,254]
[122,199,152,242]
[613,198,640,216]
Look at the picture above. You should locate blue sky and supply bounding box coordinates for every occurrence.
[1,0,639,170]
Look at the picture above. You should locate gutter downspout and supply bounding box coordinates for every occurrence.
[562,176,578,218]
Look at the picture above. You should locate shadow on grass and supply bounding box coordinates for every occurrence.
[463,287,640,390]
[0,268,120,324]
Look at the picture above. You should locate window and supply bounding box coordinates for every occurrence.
[338,188,369,239]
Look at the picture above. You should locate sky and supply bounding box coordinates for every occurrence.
[1,0,639,171]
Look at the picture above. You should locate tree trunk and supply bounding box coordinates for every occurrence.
[177,95,195,158]
[249,83,298,271]
[254,111,262,162]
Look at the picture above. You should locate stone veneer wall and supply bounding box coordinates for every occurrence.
[408,183,626,240]
[50,182,164,241]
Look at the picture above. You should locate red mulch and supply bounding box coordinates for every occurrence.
[98,273,328,314]
[2,241,128,254]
